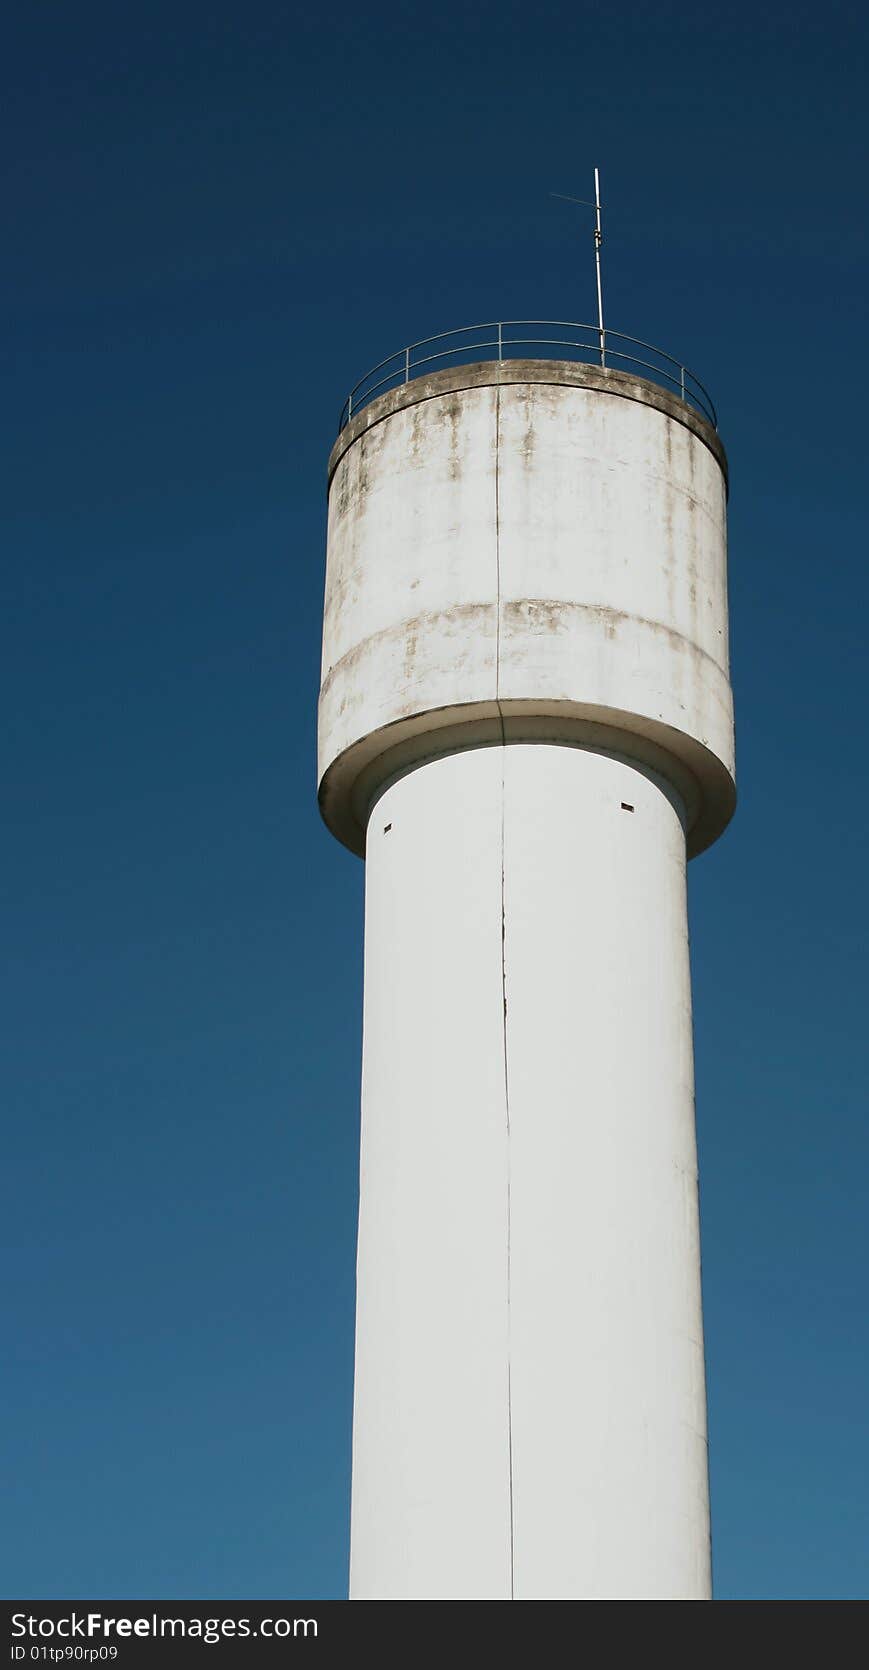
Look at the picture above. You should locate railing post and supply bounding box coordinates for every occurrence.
[680,366,686,404]
[600,327,606,369]
[347,393,353,421]
[498,322,503,361]
[405,347,410,385]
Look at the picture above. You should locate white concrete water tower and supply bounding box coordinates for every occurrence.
[318,327,734,1600]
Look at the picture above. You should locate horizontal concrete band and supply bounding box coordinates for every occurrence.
[329,360,729,490]
[318,701,736,861]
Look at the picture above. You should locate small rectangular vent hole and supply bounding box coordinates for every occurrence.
[621,802,634,813]
[383,823,392,833]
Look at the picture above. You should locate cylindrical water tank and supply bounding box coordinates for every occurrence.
[320,360,733,858]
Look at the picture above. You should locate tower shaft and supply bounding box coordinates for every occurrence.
[352,744,709,1599]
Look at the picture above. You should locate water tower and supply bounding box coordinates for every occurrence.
[318,309,734,1598]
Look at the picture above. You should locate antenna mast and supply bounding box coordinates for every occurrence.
[550,166,606,367]
[593,166,605,366]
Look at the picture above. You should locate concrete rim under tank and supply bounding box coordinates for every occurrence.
[318,705,736,862]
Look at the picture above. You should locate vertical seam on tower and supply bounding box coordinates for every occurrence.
[495,385,515,1601]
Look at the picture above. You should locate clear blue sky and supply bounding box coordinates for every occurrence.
[3,0,867,1601]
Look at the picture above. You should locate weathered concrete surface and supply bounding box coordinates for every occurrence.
[328,359,729,485]
[351,745,711,1599]
[319,364,735,859]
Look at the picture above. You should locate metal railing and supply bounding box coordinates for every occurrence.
[338,322,717,432]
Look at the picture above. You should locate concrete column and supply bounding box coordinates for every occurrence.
[349,743,710,1600]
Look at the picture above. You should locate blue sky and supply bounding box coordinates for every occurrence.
[3,0,867,1600]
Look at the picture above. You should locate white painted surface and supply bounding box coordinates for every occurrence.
[350,745,510,1600]
[319,365,734,857]
[350,744,711,1600]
